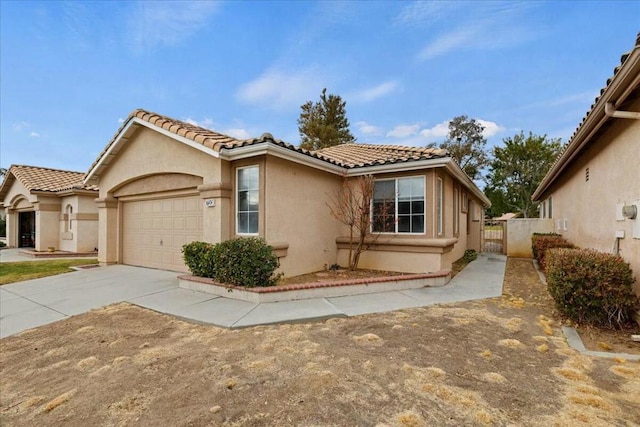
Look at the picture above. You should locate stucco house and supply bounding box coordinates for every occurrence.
[83,109,489,275]
[0,165,99,253]
[532,33,640,293]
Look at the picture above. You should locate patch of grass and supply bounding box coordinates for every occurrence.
[0,259,98,285]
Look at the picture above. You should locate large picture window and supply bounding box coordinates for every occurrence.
[237,166,259,234]
[372,176,425,234]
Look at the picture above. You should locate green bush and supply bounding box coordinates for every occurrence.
[531,232,561,259]
[0,241,6,248]
[546,248,638,328]
[181,241,216,277]
[463,249,478,262]
[531,233,574,271]
[212,237,281,287]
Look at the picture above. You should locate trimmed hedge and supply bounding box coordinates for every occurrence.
[182,238,281,287]
[531,233,574,272]
[546,248,638,328]
[182,241,216,277]
[212,237,281,288]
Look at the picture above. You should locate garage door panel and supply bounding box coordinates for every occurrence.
[122,194,202,272]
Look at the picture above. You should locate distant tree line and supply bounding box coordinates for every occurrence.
[297,90,563,219]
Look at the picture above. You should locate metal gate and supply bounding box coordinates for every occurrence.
[482,219,505,253]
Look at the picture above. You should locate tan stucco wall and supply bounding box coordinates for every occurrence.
[260,156,343,277]
[539,101,640,292]
[506,219,555,258]
[58,195,98,252]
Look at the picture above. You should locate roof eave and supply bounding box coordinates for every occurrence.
[221,141,346,175]
[532,45,640,201]
[84,116,222,186]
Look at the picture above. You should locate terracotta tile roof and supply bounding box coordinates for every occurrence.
[4,165,98,193]
[131,109,242,151]
[562,32,640,151]
[314,143,449,168]
[87,109,451,180]
[533,32,640,200]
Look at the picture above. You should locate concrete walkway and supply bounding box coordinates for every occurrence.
[0,248,97,263]
[0,253,506,338]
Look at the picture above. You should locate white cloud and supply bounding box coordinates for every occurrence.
[127,1,220,52]
[355,121,383,136]
[394,1,462,27]
[350,81,398,103]
[118,117,125,124]
[476,119,504,137]
[419,120,450,140]
[416,2,541,61]
[236,68,325,111]
[29,132,41,138]
[387,124,420,138]
[419,118,504,140]
[418,27,477,61]
[12,121,30,132]
[223,128,251,140]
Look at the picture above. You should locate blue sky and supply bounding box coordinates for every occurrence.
[1,1,638,173]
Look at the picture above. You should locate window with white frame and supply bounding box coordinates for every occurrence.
[65,205,73,232]
[236,166,259,234]
[436,177,443,235]
[454,187,459,235]
[372,176,425,233]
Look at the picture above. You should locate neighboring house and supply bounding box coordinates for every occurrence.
[532,33,640,293]
[0,165,99,252]
[84,109,490,275]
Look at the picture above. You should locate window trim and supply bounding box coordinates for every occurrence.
[65,204,73,232]
[436,176,443,236]
[371,175,426,235]
[453,187,459,236]
[235,165,260,236]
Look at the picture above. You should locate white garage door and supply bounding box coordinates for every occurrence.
[122,195,203,272]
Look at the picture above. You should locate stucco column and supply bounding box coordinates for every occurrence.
[198,182,231,244]
[96,197,118,265]
[5,208,16,248]
[33,201,61,251]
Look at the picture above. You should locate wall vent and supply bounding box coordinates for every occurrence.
[585,167,590,182]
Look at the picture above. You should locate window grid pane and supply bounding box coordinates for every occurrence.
[373,177,424,234]
[237,167,259,234]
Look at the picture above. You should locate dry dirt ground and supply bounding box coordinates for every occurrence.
[1,259,639,426]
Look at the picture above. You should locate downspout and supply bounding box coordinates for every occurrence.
[605,102,640,119]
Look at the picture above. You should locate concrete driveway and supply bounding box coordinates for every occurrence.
[1,253,507,338]
[0,265,183,338]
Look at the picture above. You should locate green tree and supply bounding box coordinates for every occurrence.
[440,115,490,180]
[486,131,563,218]
[298,88,355,151]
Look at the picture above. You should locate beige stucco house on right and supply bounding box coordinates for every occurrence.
[532,33,640,293]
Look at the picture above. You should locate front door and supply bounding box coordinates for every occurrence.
[18,211,35,248]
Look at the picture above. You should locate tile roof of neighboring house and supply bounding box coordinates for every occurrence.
[1,165,98,196]
[533,32,640,200]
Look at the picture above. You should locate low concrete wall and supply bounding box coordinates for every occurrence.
[506,219,555,258]
[179,271,451,303]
